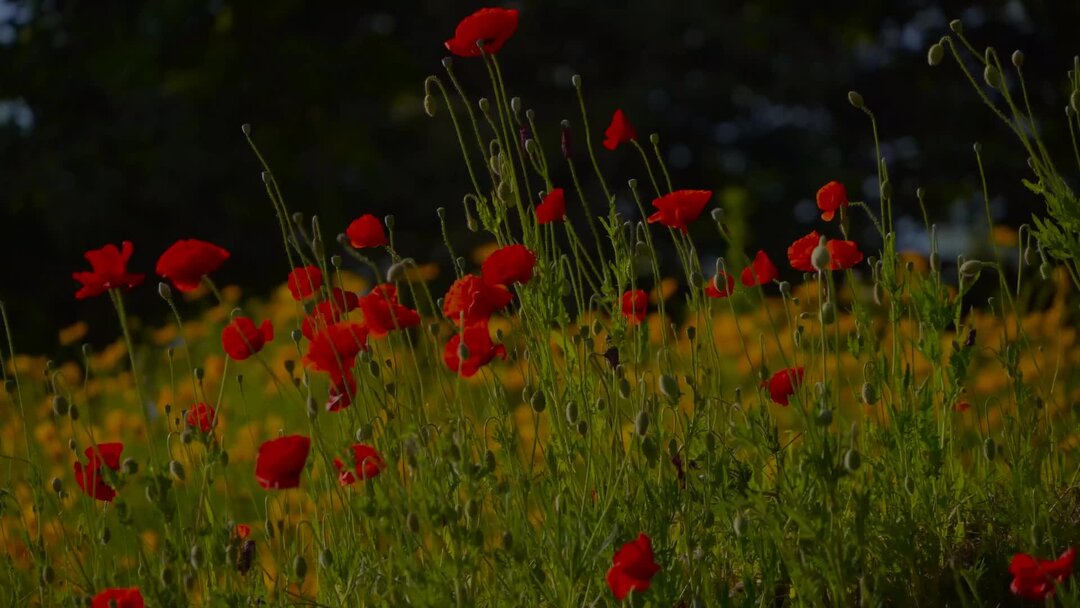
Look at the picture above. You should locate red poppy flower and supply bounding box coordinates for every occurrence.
[73,442,123,503]
[255,435,311,490]
[334,443,385,485]
[646,189,712,232]
[185,402,217,433]
[606,533,661,601]
[287,266,324,300]
[761,367,805,406]
[155,239,230,292]
[346,214,388,249]
[817,181,848,221]
[326,370,356,413]
[73,241,145,300]
[303,322,369,383]
[826,239,864,270]
[301,288,361,340]
[359,284,421,337]
[482,244,537,287]
[234,524,251,540]
[953,401,971,412]
[536,188,566,224]
[91,587,144,608]
[788,230,820,273]
[443,321,507,377]
[444,7,519,57]
[221,317,273,361]
[705,271,735,298]
[1010,547,1075,600]
[621,290,648,325]
[443,274,513,326]
[740,250,779,287]
[603,109,637,151]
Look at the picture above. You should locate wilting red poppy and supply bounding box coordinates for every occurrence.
[359,284,421,337]
[73,241,145,300]
[536,188,566,224]
[301,288,361,340]
[326,371,357,413]
[788,230,820,273]
[761,367,804,406]
[647,189,712,232]
[740,250,779,287]
[443,274,513,325]
[255,435,311,490]
[155,239,230,292]
[482,244,537,287]
[606,533,661,601]
[234,524,251,540]
[603,109,637,151]
[185,402,216,433]
[817,181,848,221]
[1010,547,1075,600]
[303,322,369,383]
[335,443,385,485]
[705,271,735,298]
[221,317,273,361]
[287,266,324,300]
[91,587,144,608]
[621,290,648,325]
[444,7,519,57]
[443,321,507,377]
[346,214,388,249]
[74,442,123,503]
[953,401,971,412]
[826,239,864,270]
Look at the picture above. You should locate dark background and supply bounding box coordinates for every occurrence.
[2,1,1077,352]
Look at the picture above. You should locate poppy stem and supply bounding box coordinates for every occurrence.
[109,289,159,466]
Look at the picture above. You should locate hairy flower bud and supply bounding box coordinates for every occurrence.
[635,410,650,437]
[423,94,437,118]
[927,43,944,66]
[843,449,862,472]
[847,91,865,109]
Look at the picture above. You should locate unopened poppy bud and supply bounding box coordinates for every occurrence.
[319,548,333,568]
[292,554,307,580]
[649,133,660,146]
[778,281,791,297]
[960,259,983,278]
[406,512,421,534]
[635,410,650,436]
[241,123,252,136]
[290,329,303,343]
[927,43,944,66]
[387,261,408,283]
[158,282,173,301]
[530,390,546,412]
[574,419,587,435]
[564,401,578,424]
[929,252,940,271]
[290,211,304,226]
[595,396,606,411]
[330,254,343,269]
[710,208,724,224]
[843,448,862,472]
[441,56,453,69]
[423,94,437,117]
[261,171,271,184]
[50,477,62,493]
[733,514,748,538]
[181,429,193,444]
[983,437,997,461]
[949,19,963,33]
[384,214,395,230]
[904,476,916,495]
[190,544,204,568]
[507,97,521,118]
[847,91,865,109]
[1011,50,1024,68]
[169,460,186,481]
[68,439,77,453]
[52,395,69,416]
[861,382,879,405]
[98,526,111,545]
[873,283,884,306]
[820,301,836,325]
[659,374,680,401]
[983,65,1002,89]
[811,243,830,271]
[816,408,833,426]
[618,378,631,400]
[972,141,982,154]
[497,179,513,201]
[160,566,174,586]
[478,97,490,113]
[41,564,55,585]
[194,367,205,381]
[69,404,80,421]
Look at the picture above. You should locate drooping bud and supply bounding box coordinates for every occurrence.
[861,382,879,405]
[158,282,173,301]
[847,91,865,109]
[634,410,650,437]
[949,19,963,34]
[658,374,680,402]
[530,390,546,413]
[423,94,437,118]
[927,43,944,66]
[1011,50,1024,68]
[292,554,308,580]
[169,460,186,481]
[843,449,862,472]
[983,438,997,461]
[52,395,69,417]
[983,65,1002,89]
[960,259,983,279]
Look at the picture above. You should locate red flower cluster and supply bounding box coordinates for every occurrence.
[91,587,144,608]
[346,214,388,249]
[360,284,421,337]
[762,367,804,406]
[334,443,385,485]
[444,274,513,325]
[301,288,360,340]
[536,188,566,224]
[255,435,311,490]
[444,8,519,57]
[647,190,712,232]
[185,402,217,433]
[621,289,648,324]
[221,316,274,361]
[287,265,323,300]
[1010,547,1075,600]
[606,533,660,600]
[73,241,145,300]
[74,442,123,502]
[156,238,230,292]
[603,109,637,151]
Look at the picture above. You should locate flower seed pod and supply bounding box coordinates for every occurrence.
[843,449,862,472]
[861,382,879,405]
[52,395,69,417]
[982,437,997,461]
[659,374,680,402]
[169,460,186,481]
[635,410,650,437]
[292,555,307,580]
[927,43,944,66]
[847,91,865,109]
[319,548,333,569]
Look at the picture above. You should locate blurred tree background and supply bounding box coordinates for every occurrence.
[1,0,1077,352]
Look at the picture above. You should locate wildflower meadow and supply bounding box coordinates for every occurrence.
[2,7,1080,607]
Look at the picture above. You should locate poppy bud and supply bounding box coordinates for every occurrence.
[69,404,80,421]
[292,555,308,580]
[406,512,421,534]
[41,564,55,585]
[659,374,680,402]
[982,437,997,461]
[560,119,572,159]
[50,477,62,494]
[158,281,173,301]
[904,476,916,495]
[647,133,660,147]
[1040,261,1051,279]
[983,65,1002,89]
[873,283,884,306]
[959,259,982,279]
[843,449,861,472]
[241,123,252,136]
[530,390,546,413]
[190,544,204,568]
[423,94,437,117]
[51,395,69,417]
[733,514,748,537]
[811,243,830,272]
[98,526,111,545]
[478,97,490,114]
[1011,50,1024,68]
[861,382,879,405]
[356,424,373,442]
[319,548,333,568]
[927,43,944,66]
[181,429,194,444]
[778,281,791,297]
[290,329,303,344]
[68,439,77,453]
[330,254,343,269]
[949,19,963,33]
[635,410,650,437]
[618,378,631,400]
[595,397,606,411]
[816,408,833,426]
[847,91,865,109]
[441,56,453,69]
[564,401,578,424]
[169,460,186,481]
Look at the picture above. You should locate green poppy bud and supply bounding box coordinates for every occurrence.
[530,390,546,413]
[659,374,680,402]
[843,449,862,472]
[983,65,1002,89]
[169,460,186,481]
[423,94,437,117]
[406,512,421,534]
[847,91,865,109]
[564,401,578,425]
[733,514,748,538]
[815,408,833,426]
[618,378,631,400]
[960,259,983,279]
[949,19,963,33]
[927,43,944,66]
[69,404,80,421]
[820,301,836,325]
[52,395,69,417]
[292,555,307,580]
[1011,50,1024,68]
[861,382,879,405]
[189,544,204,569]
[576,420,588,435]
[635,410,650,437]
[41,564,55,585]
[158,282,173,301]
[983,438,997,461]
[319,548,333,569]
